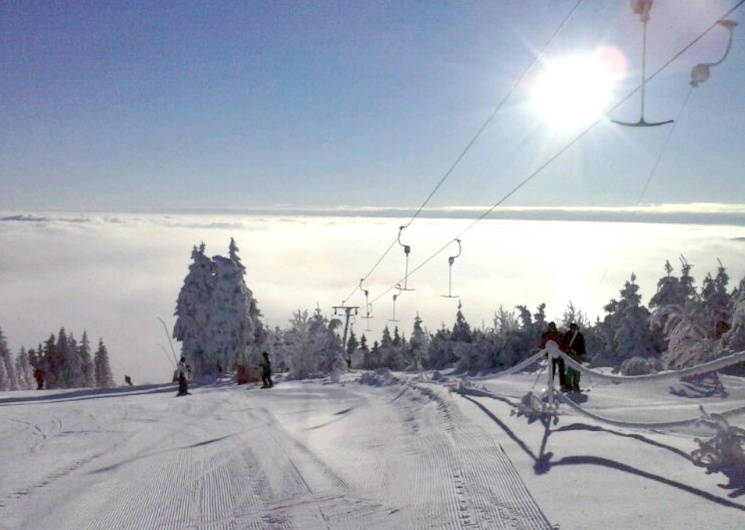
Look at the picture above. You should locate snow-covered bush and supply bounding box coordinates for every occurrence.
[692,406,745,472]
[619,356,662,375]
[358,368,396,386]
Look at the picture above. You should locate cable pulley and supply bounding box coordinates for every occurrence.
[397,226,415,291]
[612,0,674,127]
[441,239,462,299]
[690,20,738,88]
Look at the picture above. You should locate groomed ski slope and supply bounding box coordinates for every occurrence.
[3,371,745,529]
[0,378,550,529]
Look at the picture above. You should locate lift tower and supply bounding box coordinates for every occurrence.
[333,305,359,369]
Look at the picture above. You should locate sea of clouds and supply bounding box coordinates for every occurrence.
[1,206,744,384]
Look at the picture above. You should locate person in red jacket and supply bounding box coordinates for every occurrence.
[541,322,568,392]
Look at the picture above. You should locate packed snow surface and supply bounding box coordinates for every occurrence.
[2,371,745,529]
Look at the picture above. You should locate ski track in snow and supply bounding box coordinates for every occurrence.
[0,380,551,529]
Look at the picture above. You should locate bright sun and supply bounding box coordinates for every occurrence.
[531,50,623,131]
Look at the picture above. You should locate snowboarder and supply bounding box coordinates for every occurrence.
[176,356,190,396]
[563,323,586,392]
[124,375,133,386]
[541,322,568,391]
[260,351,273,388]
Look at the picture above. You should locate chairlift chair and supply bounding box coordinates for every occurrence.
[611,0,673,127]
[397,226,415,291]
[441,239,462,299]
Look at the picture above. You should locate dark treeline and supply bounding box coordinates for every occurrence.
[0,327,114,390]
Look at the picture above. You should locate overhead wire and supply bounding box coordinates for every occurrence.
[340,0,587,304]
[370,0,745,305]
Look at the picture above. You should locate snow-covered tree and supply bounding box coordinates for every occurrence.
[65,332,82,388]
[409,314,428,370]
[282,307,344,378]
[174,240,264,375]
[173,243,214,374]
[602,274,655,363]
[79,331,95,388]
[94,338,114,388]
[451,303,472,343]
[723,277,745,352]
[0,326,17,390]
[15,347,32,389]
[700,261,731,337]
[42,333,57,388]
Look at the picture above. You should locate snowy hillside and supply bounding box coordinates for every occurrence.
[2,369,745,529]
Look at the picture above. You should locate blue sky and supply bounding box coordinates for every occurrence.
[2,0,744,211]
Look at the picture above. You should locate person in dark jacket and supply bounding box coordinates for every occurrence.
[541,322,568,391]
[176,356,190,396]
[563,323,586,392]
[260,352,273,388]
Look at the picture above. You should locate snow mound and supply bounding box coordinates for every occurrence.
[358,368,397,386]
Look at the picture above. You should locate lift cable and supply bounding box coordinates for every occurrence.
[370,0,745,305]
[340,0,586,305]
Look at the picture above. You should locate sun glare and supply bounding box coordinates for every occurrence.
[531,49,624,131]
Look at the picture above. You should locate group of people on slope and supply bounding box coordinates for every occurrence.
[540,322,586,392]
[175,351,273,396]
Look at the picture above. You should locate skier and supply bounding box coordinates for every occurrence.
[124,375,133,386]
[563,323,586,392]
[176,356,190,396]
[260,351,273,388]
[541,322,568,392]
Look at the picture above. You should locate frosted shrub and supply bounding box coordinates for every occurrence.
[619,356,662,376]
[692,406,745,472]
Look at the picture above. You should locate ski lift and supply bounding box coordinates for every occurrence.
[690,20,738,88]
[611,0,674,127]
[397,226,415,291]
[441,239,462,299]
[389,291,401,323]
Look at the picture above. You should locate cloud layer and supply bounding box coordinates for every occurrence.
[2,210,744,384]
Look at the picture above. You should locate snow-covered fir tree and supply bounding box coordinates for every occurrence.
[173,239,264,375]
[94,338,114,388]
[42,334,57,388]
[602,274,655,363]
[65,332,82,388]
[409,314,428,370]
[723,277,745,352]
[700,261,731,337]
[15,346,32,390]
[79,331,95,387]
[173,243,214,374]
[0,326,18,390]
